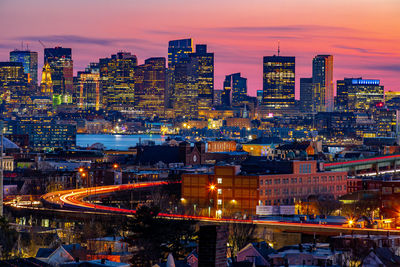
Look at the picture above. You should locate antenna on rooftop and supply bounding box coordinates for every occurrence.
[278,41,280,56]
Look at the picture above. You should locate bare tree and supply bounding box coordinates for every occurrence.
[341,199,380,225]
[0,216,18,259]
[228,222,257,259]
[315,195,341,216]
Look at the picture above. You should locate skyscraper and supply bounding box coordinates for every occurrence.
[300,77,320,113]
[99,52,137,111]
[134,57,166,118]
[167,39,194,108]
[0,62,28,103]
[10,49,38,85]
[40,63,53,98]
[312,55,334,112]
[168,38,194,67]
[224,73,247,105]
[44,47,73,105]
[336,78,384,112]
[190,44,214,111]
[262,56,295,108]
[77,63,101,111]
[172,57,198,118]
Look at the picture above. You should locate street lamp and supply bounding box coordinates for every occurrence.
[209,184,216,191]
[208,183,217,217]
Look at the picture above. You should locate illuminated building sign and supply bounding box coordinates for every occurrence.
[351,79,380,85]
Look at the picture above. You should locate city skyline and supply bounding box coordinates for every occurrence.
[1,0,399,97]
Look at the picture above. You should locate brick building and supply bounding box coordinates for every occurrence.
[182,165,258,217]
[225,117,251,128]
[181,160,347,217]
[207,140,237,152]
[257,160,347,206]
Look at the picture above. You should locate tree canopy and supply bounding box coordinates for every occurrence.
[124,205,196,266]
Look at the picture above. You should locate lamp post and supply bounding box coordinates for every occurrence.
[208,183,216,217]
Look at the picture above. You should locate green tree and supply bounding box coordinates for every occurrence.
[124,205,196,266]
[0,216,18,259]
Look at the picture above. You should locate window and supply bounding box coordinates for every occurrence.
[260,180,263,186]
[217,199,222,205]
[217,189,222,195]
[217,178,222,184]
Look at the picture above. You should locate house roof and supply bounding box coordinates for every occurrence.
[36,247,55,258]
[135,146,181,165]
[245,137,283,145]
[60,259,130,267]
[0,257,51,266]
[62,244,83,254]
[251,241,275,258]
[277,141,311,151]
[2,136,20,150]
[366,247,400,267]
[232,262,254,267]
[155,261,190,267]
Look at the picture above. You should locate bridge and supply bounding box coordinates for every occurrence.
[9,181,394,236]
[324,154,400,176]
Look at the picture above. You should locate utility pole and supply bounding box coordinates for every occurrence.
[0,121,4,217]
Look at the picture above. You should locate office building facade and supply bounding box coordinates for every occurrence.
[262,56,295,108]
[225,73,247,105]
[99,52,137,111]
[300,77,319,113]
[167,38,194,108]
[44,47,74,105]
[10,50,38,85]
[9,117,76,151]
[134,57,166,118]
[0,62,28,103]
[190,44,214,111]
[336,78,384,112]
[77,63,101,111]
[172,57,198,118]
[312,55,334,112]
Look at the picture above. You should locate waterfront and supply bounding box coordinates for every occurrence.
[76,134,166,150]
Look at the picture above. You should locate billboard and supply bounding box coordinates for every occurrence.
[256,205,295,215]
[279,205,296,215]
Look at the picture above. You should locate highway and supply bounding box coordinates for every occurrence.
[37,181,400,234]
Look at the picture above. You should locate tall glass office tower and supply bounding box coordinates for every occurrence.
[312,55,334,112]
[262,55,295,108]
[10,50,38,85]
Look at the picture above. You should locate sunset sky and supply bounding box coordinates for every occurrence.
[1,0,399,97]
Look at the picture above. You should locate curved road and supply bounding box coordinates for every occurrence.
[40,181,400,234]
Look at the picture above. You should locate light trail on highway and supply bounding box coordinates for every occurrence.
[40,181,400,234]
